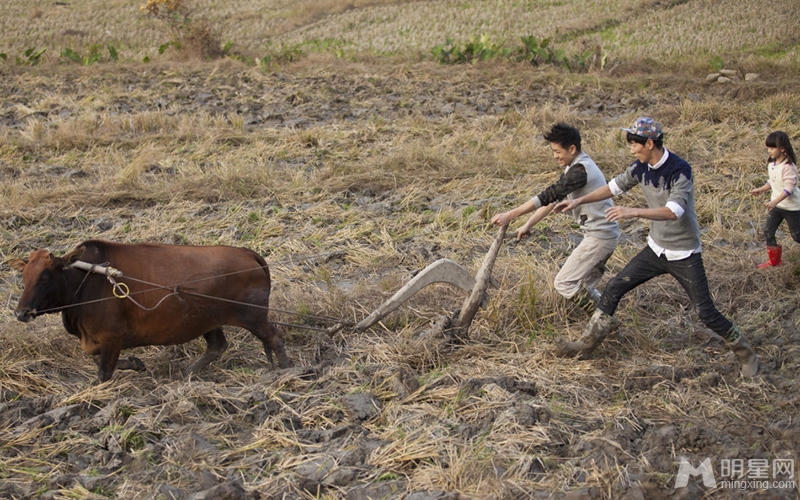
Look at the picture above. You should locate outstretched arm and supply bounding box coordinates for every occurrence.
[492,198,539,227]
[604,205,676,222]
[515,204,555,240]
[532,164,587,207]
[492,164,587,227]
[750,182,770,196]
[553,184,613,213]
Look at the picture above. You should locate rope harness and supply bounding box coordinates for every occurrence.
[58,260,350,335]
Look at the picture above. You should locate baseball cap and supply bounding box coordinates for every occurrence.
[621,117,663,140]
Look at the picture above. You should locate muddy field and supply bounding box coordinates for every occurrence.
[1,60,799,500]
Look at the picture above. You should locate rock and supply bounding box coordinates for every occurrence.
[565,487,602,500]
[620,485,646,500]
[745,73,760,81]
[717,76,732,83]
[406,492,465,500]
[388,368,420,398]
[294,456,336,485]
[323,467,359,487]
[719,69,738,77]
[340,393,382,422]
[158,484,187,499]
[705,73,720,82]
[188,480,246,500]
[346,480,407,500]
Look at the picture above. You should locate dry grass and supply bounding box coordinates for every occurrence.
[1,2,800,499]
[1,0,797,70]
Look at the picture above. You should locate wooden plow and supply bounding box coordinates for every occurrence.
[340,225,507,341]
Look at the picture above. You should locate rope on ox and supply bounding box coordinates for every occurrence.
[66,260,351,335]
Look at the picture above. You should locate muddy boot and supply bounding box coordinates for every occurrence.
[757,245,782,269]
[557,309,619,359]
[726,327,760,377]
[570,285,602,315]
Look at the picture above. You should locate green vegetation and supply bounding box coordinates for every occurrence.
[60,44,118,65]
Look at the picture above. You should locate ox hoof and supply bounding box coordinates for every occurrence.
[128,357,146,371]
[116,356,147,372]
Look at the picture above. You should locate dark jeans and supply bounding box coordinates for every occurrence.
[598,246,734,340]
[764,207,800,247]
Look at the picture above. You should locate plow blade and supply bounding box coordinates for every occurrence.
[353,258,486,332]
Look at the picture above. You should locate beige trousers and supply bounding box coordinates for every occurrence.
[553,235,618,299]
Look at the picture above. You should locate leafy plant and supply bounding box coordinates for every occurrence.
[433,34,607,72]
[431,38,457,63]
[517,35,573,69]
[61,44,115,65]
[61,47,81,64]
[432,34,509,64]
[16,47,46,66]
[709,55,725,71]
[519,36,554,65]
[84,44,102,65]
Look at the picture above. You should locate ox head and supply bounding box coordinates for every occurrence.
[9,246,86,322]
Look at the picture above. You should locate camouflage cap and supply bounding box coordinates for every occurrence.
[621,117,663,140]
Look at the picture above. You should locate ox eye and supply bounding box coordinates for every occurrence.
[39,274,50,284]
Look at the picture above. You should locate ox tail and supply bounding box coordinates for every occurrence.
[251,251,272,286]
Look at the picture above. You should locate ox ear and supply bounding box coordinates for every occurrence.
[60,245,87,268]
[8,258,28,272]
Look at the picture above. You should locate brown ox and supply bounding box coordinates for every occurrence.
[9,240,291,382]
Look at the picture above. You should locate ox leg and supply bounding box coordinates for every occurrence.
[185,327,228,376]
[93,347,122,382]
[250,321,291,369]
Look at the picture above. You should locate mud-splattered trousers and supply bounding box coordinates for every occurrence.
[763,207,800,247]
[597,245,736,340]
[554,235,617,299]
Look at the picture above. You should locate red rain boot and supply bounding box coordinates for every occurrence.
[757,245,782,269]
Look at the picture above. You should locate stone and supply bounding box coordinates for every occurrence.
[388,369,420,398]
[188,480,246,500]
[340,393,382,422]
[745,73,760,81]
[717,76,732,83]
[705,73,720,82]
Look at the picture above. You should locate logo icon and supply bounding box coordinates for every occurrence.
[676,457,716,488]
